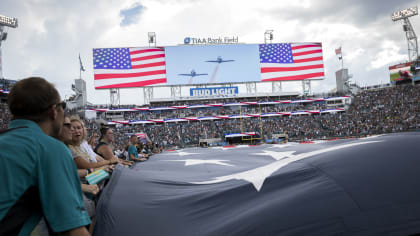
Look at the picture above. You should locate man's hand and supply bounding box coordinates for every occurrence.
[83,184,99,195]
[103,165,115,173]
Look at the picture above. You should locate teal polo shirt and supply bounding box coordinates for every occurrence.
[0,119,91,235]
[128,145,138,159]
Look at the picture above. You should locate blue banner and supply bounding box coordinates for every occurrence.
[190,86,238,97]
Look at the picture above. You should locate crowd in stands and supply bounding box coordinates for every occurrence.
[0,78,16,91]
[0,103,11,130]
[117,102,334,121]
[2,84,420,150]
[69,84,419,150]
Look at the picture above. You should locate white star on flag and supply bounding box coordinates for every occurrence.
[267,143,297,149]
[255,151,297,161]
[192,141,382,192]
[165,159,233,166]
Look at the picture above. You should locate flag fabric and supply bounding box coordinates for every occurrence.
[93,47,167,89]
[259,43,325,81]
[93,132,420,235]
[335,47,342,55]
[79,53,85,72]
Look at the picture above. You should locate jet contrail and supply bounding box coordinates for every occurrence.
[208,64,219,83]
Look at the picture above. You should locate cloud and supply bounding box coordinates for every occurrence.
[2,0,420,104]
[369,40,407,70]
[120,3,144,27]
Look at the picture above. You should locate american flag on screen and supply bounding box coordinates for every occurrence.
[259,43,324,81]
[93,47,167,89]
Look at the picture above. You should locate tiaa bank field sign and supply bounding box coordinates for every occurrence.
[184,36,239,45]
[190,87,239,97]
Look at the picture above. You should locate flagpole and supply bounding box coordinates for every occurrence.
[79,53,85,80]
[79,53,82,80]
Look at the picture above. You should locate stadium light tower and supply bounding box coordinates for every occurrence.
[392,6,418,61]
[0,14,18,47]
[0,14,18,79]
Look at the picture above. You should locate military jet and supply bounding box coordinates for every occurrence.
[178,69,208,78]
[205,56,235,64]
[178,70,208,84]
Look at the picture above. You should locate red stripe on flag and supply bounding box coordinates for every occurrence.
[291,44,321,50]
[292,49,323,57]
[261,64,324,73]
[130,48,164,55]
[262,72,325,81]
[95,78,167,89]
[293,56,323,63]
[131,54,165,62]
[131,61,166,69]
[94,70,166,80]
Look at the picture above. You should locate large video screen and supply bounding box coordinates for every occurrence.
[389,62,413,82]
[93,43,325,89]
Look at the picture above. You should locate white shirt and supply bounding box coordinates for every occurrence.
[80,140,98,163]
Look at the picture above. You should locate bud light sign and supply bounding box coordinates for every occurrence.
[190,86,238,97]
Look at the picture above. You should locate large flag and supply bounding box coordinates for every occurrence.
[94,132,420,235]
[259,43,325,81]
[93,47,167,89]
[335,47,342,55]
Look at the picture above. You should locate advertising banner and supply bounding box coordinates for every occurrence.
[190,86,238,97]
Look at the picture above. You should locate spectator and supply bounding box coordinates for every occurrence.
[128,134,147,162]
[59,116,100,234]
[0,77,90,235]
[68,117,116,170]
[94,127,133,166]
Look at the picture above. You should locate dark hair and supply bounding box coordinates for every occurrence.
[130,134,137,139]
[99,126,110,140]
[8,77,60,122]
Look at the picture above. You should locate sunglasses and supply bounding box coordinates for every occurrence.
[56,101,67,110]
[63,123,71,128]
[42,101,67,112]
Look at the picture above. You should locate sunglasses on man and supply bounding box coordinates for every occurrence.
[55,101,67,110]
[42,101,67,113]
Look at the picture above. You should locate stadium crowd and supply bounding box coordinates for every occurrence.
[1,84,420,150]
[0,78,16,91]
[84,84,418,149]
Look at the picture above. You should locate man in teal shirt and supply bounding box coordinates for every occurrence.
[128,134,147,162]
[0,77,91,235]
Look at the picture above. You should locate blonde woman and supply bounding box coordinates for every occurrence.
[69,117,118,169]
[60,116,100,234]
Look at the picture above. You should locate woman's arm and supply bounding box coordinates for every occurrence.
[74,156,116,169]
[88,134,98,148]
[97,145,119,162]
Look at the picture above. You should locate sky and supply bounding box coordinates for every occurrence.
[0,0,418,105]
[165,44,261,85]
